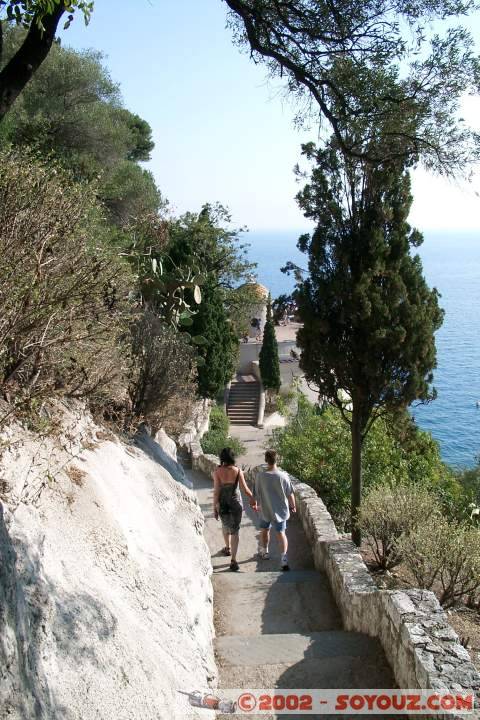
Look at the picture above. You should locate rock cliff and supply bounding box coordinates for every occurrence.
[0,404,216,719]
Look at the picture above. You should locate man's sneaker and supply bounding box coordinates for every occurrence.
[280,553,290,571]
[256,545,270,560]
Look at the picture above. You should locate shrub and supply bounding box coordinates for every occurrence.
[398,518,480,607]
[201,406,245,458]
[357,483,440,570]
[127,313,197,436]
[271,393,460,529]
[259,297,281,395]
[0,150,129,422]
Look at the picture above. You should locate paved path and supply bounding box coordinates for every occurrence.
[189,467,400,720]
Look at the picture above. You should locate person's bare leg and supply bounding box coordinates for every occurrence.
[222,528,230,550]
[260,528,270,551]
[230,533,239,562]
[277,531,288,555]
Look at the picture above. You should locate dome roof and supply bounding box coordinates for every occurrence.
[238,282,269,302]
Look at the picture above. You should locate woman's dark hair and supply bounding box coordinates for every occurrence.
[220,447,236,466]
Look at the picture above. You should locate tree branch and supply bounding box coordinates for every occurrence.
[0,3,66,121]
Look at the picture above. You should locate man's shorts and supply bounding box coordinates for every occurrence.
[259,518,287,533]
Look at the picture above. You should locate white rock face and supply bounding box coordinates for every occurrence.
[0,405,216,720]
[155,428,178,461]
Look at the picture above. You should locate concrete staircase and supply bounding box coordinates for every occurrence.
[227,375,260,426]
[190,468,400,720]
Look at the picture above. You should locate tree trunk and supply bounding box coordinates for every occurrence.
[351,404,363,547]
[0,6,65,122]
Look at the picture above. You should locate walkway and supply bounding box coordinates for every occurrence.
[189,467,399,720]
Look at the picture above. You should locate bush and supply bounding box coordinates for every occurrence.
[398,518,480,607]
[201,406,245,458]
[127,313,197,435]
[270,393,457,529]
[358,483,440,570]
[0,150,129,422]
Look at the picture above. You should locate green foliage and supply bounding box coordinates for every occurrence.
[270,394,455,529]
[0,149,129,417]
[295,141,444,423]
[259,296,281,393]
[164,205,253,396]
[166,203,255,290]
[189,278,238,399]
[201,406,245,458]
[166,203,256,336]
[1,33,163,224]
[456,462,480,510]
[292,139,444,542]
[0,1,93,31]
[397,517,480,607]
[225,0,480,173]
[0,3,96,122]
[358,483,441,570]
[272,294,293,325]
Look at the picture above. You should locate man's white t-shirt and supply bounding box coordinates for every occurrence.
[254,466,293,523]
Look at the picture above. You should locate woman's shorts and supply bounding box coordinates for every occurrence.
[259,518,287,533]
[220,508,242,535]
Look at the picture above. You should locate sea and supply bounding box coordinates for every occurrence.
[244,229,480,469]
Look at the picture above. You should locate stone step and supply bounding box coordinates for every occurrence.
[227,411,258,416]
[229,403,257,407]
[215,632,396,689]
[227,408,258,414]
[228,409,257,414]
[213,571,341,636]
[229,397,258,402]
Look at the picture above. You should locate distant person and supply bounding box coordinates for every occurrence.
[253,449,296,571]
[213,448,257,572]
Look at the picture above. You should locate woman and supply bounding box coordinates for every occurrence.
[213,447,256,572]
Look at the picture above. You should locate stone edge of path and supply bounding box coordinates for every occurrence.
[190,444,480,719]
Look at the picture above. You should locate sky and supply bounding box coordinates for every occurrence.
[59,0,480,233]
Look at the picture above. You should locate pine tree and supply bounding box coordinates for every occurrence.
[293,141,444,545]
[190,278,238,399]
[259,296,281,395]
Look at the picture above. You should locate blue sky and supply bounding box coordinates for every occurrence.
[60,0,480,233]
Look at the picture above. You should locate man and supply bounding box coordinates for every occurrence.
[253,449,296,571]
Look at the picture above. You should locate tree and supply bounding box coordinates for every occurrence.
[166,203,255,290]
[291,140,444,545]
[224,0,480,173]
[0,33,162,224]
[259,296,281,396]
[0,0,93,121]
[272,293,293,325]
[189,278,238,399]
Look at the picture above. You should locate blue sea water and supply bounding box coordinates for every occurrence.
[244,229,480,468]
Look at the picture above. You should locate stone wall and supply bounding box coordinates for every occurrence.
[178,398,211,449]
[272,470,480,719]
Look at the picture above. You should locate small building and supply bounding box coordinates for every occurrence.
[237,281,269,339]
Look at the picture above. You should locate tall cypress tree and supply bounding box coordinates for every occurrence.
[259,296,281,395]
[293,141,444,545]
[190,278,238,399]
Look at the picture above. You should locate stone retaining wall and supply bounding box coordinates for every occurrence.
[190,445,480,717]
[280,471,480,718]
